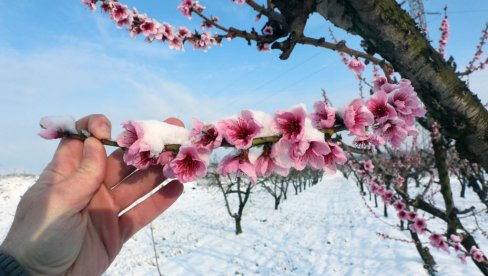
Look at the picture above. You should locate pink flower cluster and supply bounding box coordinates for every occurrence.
[82,0,220,52]
[111,105,351,184]
[438,7,449,57]
[347,58,365,78]
[470,246,486,263]
[350,78,427,148]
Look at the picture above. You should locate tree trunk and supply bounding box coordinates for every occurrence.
[235,216,243,235]
[315,0,488,171]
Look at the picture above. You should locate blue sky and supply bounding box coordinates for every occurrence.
[0,0,487,173]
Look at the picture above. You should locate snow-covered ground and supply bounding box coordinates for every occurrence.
[0,173,486,275]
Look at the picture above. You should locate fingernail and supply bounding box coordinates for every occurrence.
[100,123,111,140]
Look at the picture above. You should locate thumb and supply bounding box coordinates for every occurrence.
[63,137,107,209]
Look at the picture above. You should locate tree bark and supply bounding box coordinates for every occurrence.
[314,0,488,171]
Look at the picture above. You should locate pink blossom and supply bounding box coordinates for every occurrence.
[373,76,388,93]
[189,32,214,51]
[217,110,263,150]
[255,145,289,177]
[156,22,174,41]
[429,233,450,253]
[190,119,222,150]
[218,151,257,183]
[81,0,96,11]
[457,254,467,264]
[388,80,427,126]
[140,19,158,36]
[100,1,113,13]
[158,151,176,166]
[353,134,385,148]
[111,3,130,25]
[470,246,486,262]
[232,0,246,5]
[278,139,331,171]
[169,36,184,51]
[178,26,192,38]
[364,160,374,172]
[397,176,405,186]
[375,117,408,148]
[164,147,208,183]
[310,101,336,129]
[371,183,386,196]
[263,26,273,36]
[381,190,394,204]
[116,120,153,169]
[407,211,417,221]
[392,200,406,211]
[366,91,397,124]
[347,58,365,78]
[257,43,270,52]
[450,234,463,243]
[409,217,427,234]
[273,106,307,142]
[272,138,334,172]
[397,210,408,221]
[177,0,195,19]
[343,98,374,136]
[438,10,449,57]
[322,142,347,174]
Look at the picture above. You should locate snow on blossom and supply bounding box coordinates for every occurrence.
[190,119,222,150]
[164,147,209,183]
[366,90,397,124]
[218,150,257,183]
[347,58,365,78]
[38,116,77,139]
[217,110,263,150]
[342,98,374,136]
[273,105,307,143]
[310,101,336,129]
[116,120,190,169]
[252,110,278,138]
[429,233,450,253]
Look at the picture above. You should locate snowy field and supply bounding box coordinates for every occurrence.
[0,173,486,275]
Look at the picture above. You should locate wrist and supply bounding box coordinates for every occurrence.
[0,249,29,276]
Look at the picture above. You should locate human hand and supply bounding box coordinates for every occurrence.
[0,114,184,275]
